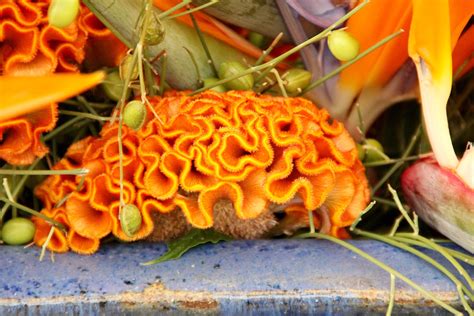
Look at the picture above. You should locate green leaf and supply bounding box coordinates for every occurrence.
[141,229,231,266]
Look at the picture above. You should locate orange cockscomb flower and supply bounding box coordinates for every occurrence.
[0,0,126,165]
[34,91,370,254]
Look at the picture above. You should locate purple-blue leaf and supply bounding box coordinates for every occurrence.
[286,0,349,28]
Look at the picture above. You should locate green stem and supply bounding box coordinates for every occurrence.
[158,0,192,19]
[387,184,418,234]
[386,274,396,316]
[0,197,66,232]
[296,232,462,315]
[43,116,83,142]
[0,169,88,176]
[192,0,370,94]
[189,11,218,77]
[164,0,218,20]
[396,233,474,291]
[301,30,404,94]
[372,126,421,194]
[355,229,474,303]
[392,236,474,266]
[364,154,430,167]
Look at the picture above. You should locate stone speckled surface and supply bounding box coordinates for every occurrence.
[0,239,472,315]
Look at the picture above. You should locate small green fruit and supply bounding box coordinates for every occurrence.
[284,68,312,94]
[2,218,36,245]
[248,32,267,48]
[364,138,387,162]
[145,14,165,46]
[119,204,142,237]
[203,78,227,93]
[218,61,254,91]
[48,0,80,29]
[123,100,146,131]
[102,70,124,102]
[327,30,360,62]
[119,55,139,81]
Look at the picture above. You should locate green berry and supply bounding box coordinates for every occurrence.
[119,204,142,237]
[284,68,312,94]
[2,218,36,245]
[48,0,80,29]
[123,100,146,131]
[102,70,124,102]
[203,78,227,93]
[364,138,387,162]
[145,14,165,46]
[119,55,139,81]
[218,61,254,91]
[328,30,360,62]
[248,32,267,48]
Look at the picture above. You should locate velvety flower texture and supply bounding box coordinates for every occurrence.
[0,0,126,165]
[33,91,370,254]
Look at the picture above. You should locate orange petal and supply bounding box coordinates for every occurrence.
[66,193,113,239]
[408,0,459,169]
[68,229,100,255]
[0,72,105,122]
[32,208,69,253]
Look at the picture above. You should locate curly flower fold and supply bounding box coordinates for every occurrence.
[0,0,126,165]
[34,91,370,254]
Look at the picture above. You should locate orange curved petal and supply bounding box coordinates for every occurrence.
[68,229,100,255]
[33,208,69,253]
[0,72,105,122]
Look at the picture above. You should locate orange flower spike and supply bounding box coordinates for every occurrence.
[409,0,474,170]
[0,72,104,122]
[35,91,370,254]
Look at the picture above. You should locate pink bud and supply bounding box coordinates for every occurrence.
[401,158,474,253]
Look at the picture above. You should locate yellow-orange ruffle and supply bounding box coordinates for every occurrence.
[35,91,370,254]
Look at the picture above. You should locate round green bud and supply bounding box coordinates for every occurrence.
[203,77,227,93]
[145,14,165,46]
[327,30,360,62]
[248,32,267,48]
[119,204,142,237]
[48,0,80,29]
[218,61,254,91]
[123,100,146,131]
[102,70,124,102]
[2,218,36,245]
[364,138,387,162]
[119,55,139,81]
[284,68,312,94]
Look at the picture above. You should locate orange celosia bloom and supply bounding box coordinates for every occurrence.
[0,0,126,165]
[34,91,370,254]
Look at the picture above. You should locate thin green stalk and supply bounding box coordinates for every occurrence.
[387,185,418,234]
[158,0,192,19]
[308,210,315,234]
[349,201,377,231]
[300,30,404,94]
[355,229,474,303]
[364,154,430,167]
[0,197,66,232]
[372,197,398,208]
[59,110,111,122]
[192,0,370,94]
[396,233,474,291]
[392,236,474,266]
[296,232,462,315]
[163,0,218,20]
[272,69,288,97]
[43,116,83,142]
[184,47,203,86]
[388,215,403,236]
[159,52,168,95]
[372,126,421,194]
[0,160,41,222]
[189,11,218,77]
[386,274,396,316]
[77,96,102,118]
[254,33,284,67]
[0,169,88,176]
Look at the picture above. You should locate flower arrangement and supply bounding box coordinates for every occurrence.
[0,0,473,314]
